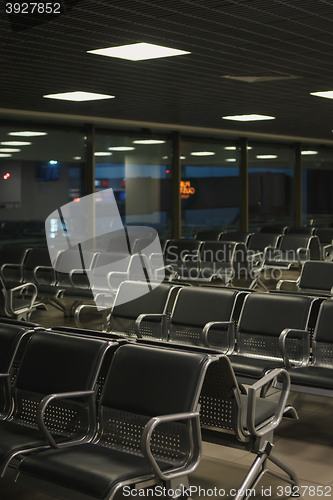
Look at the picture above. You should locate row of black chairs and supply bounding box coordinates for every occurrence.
[0,319,298,500]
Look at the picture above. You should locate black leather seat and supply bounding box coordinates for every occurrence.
[16,344,210,500]
[229,293,315,385]
[0,330,112,476]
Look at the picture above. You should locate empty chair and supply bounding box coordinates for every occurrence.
[277,260,333,296]
[194,241,248,284]
[200,356,299,499]
[220,231,253,246]
[275,300,333,397]
[0,330,112,476]
[229,292,315,385]
[160,239,202,280]
[315,227,333,260]
[167,286,247,351]
[16,344,211,500]
[109,281,179,339]
[0,274,47,321]
[286,226,316,235]
[247,233,281,290]
[0,246,30,285]
[195,230,223,241]
[262,234,321,275]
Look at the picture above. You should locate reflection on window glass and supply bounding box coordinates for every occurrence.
[180,141,240,237]
[94,133,172,238]
[0,126,85,245]
[248,144,294,230]
[302,147,333,227]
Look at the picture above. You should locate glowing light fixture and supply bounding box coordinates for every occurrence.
[108,147,135,151]
[223,114,275,121]
[8,131,47,137]
[256,155,277,159]
[94,152,112,156]
[301,150,318,155]
[88,43,190,61]
[44,91,114,101]
[133,140,165,144]
[311,91,333,99]
[0,148,20,152]
[191,151,215,156]
[1,141,31,146]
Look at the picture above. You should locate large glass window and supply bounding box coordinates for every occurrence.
[302,146,333,227]
[94,132,172,238]
[180,140,240,237]
[248,144,295,230]
[0,124,85,245]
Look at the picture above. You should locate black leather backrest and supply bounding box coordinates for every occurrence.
[248,233,280,252]
[314,300,333,343]
[279,234,311,252]
[112,282,172,320]
[16,331,108,394]
[195,230,223,241]
[101,344,207,416]
[165,239,202,261]
[0,247,27,265]
[171,287,238,327]
[287,226,315,235]
[220,232,251,244]
[299,261,333,291]
[238,293,312,336]
[200,241,235,262]
[315,228,333,244]
[0,324,28,373]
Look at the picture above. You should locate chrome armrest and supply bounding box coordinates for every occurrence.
[135,313,167,340]
[37,390,96,449]
[296,247,310,264]
[246,368,290,437]
[69,268,90,288]
[8,282,38,312]
[279,328,310,368]
[202,321,235,353]
[0,263,22,281]
[34,265,56,285]
[276,279,298,291]
[141,412,201,481]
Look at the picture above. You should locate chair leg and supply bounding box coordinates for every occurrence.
[47,298,67,317]
[233,445,299,500]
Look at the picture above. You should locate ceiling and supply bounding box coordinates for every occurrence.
[2,0,333,142]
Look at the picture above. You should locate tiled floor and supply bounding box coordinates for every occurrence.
[2,269,333,500]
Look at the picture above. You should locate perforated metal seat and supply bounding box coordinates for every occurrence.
[167,286,247,352]
[229,293,315,385]
[16,343,211,500]
[0,330,112,476]
[276,300,333,397]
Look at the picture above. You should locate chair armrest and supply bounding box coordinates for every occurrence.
[0,263,22,281]
[34,265,56,285]
[296,247,310,264]
[276,279,298,291]
[202,321,235,353]
[69,269,90,288]
[262,246,278,262]
[8,282,38,312]
[37,390,96,449]
[246,368,290,437]
[141,412,201,481]
[279,328,310,368]
[135,313,167,340]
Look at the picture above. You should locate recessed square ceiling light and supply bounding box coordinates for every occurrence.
[88,43,190,61]
[1,141,31,146]
[301,150,318,155]
[8,131,47,137]
[191,151,215,156]
[223,114,275,121]
[94,152,112,156]
[310,91,333,99]
[0,148,20,152]
[108,147,135,151]
[256,155,277,159]
[133,140,165,144]
[43,91,114,102]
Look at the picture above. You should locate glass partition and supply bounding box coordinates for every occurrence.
[0,124,85,245]
[302,146,333,227]
[248,143,295,231]
[94,132,172,239]
[180,140,240,237]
